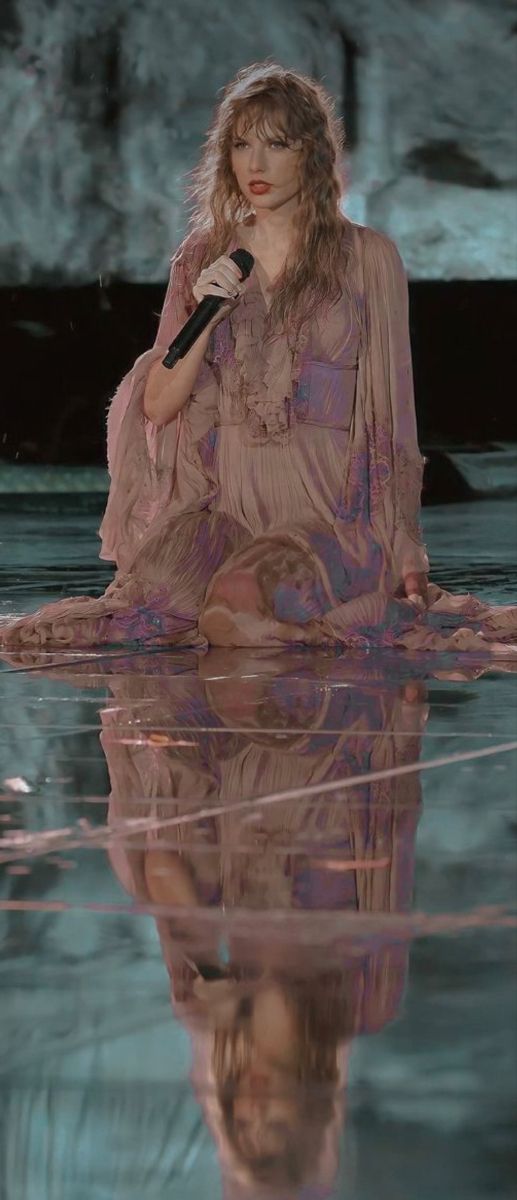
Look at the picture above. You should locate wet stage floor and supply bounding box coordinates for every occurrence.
[0,500,516,1199]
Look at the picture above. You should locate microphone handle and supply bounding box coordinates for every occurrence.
[161,293,224,369]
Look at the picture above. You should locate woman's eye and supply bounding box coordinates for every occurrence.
[232,140,288,149]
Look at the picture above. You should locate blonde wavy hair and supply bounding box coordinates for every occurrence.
[213,968,352,1190]
[182,59,354,334]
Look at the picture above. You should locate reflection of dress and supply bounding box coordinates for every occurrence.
[101,651,426,1035]
[1,220,516,653]
[98,652,426,1200]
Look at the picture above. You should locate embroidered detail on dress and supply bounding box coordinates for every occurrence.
[335,429,425,560]
[211,323,235,368]
[110,585,197,642]
[336,448,370,525]
[292,375,310,421]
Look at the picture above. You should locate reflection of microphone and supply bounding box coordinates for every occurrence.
[162,248,254,369]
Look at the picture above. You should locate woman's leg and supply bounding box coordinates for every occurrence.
[197,524,426,651]
[199,534,334,648]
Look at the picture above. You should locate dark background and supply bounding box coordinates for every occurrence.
[2,280,515,466]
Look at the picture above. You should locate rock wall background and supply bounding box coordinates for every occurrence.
[1,0,516,285]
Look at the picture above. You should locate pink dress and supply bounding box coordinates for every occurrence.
[1,218,516,654]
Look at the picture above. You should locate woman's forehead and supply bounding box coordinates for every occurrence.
[233,108,288,140]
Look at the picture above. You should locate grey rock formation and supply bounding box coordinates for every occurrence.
[0,0,515,283]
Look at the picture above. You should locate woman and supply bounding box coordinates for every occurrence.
[1,62,516,654]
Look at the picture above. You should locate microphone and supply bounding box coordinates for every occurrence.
[161,248,254,369]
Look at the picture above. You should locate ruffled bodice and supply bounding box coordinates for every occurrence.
[214,242,311,446]
[210,229,363,441]
[196,229,363,535]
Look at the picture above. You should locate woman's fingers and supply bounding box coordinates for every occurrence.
[218,255,246,287]
[193,256,246,302]
[193,283,238,302]
[192,280,242,304]
[401,680,428,703]
[404,571,429,606]
[206,269,243,297]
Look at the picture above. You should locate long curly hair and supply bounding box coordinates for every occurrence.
[182,60,354,335]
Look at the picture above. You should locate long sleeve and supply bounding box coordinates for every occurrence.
[98,233,215,569]
[362,226,429,582]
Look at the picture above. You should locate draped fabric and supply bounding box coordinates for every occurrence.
[1,218,516,654]
[334,223,429,585]
[99,233,219,570]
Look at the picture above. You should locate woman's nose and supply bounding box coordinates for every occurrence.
[249,149,267,170]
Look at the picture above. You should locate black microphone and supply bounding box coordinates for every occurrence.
[161,248,254,369]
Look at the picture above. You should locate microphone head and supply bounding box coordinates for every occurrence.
[229,248,254,280]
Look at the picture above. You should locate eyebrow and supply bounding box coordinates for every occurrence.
[232,131,288,141]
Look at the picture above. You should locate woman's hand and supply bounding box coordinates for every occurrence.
[403,571,429,611]
[192,254,247,330]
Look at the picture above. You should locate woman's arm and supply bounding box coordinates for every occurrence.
[143,324,213,425]
[99,235,216,566]
[143,243,245,426]
[141,239,215,425]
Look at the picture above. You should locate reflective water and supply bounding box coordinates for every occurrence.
[0,501,516,1199]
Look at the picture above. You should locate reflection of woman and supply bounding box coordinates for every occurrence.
[100,648,428,1196]
[1,62,516,656]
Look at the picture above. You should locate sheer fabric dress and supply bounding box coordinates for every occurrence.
[1,219,516,654]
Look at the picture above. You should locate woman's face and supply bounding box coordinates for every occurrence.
[230,115,303,213]
[232,1064,300,1159]
[229,981,301,1155]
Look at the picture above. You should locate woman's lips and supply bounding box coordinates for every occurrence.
[249,182,272,193]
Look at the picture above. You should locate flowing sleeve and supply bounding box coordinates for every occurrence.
[362,226,429,583]
[98,233,216,570]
